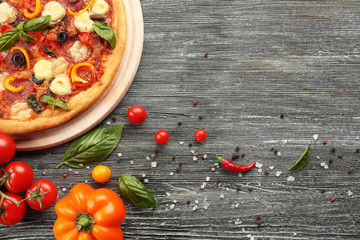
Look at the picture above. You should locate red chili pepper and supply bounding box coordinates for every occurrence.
[211,156,256,173]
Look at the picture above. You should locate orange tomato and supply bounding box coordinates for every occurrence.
[92,165,111,183]
[53,184,126,240]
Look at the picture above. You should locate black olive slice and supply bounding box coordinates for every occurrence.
[27,94,42,114]
[57,32,68,43]
[31,73,44,85]
[10,21,20,28]
[12,52,25,66]
[90,15,107,22]
[68,0,79,3]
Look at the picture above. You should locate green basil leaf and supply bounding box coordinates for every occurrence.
[93,22,116,49]
[56,124,124,169]
[289,144,311,171]
[40,95,70,111]
[54,99,70,110]
[17,22,24,32]
[24,15,51,32]
[118,175,157,209]
[0,29,19,52]
[20,32,35,42]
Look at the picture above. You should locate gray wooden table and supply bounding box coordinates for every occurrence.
[1,0,360,239]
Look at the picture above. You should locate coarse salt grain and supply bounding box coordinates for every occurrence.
[144,178,149,183]
[166,192,171,196]
[194,200,199,204]
[62,188,67,192]
[276,171,282,177]
[200,185,205,189]
[191,150,195,154]
[151,161,157,167]
[324,164,329,169]
[68,169,72,171]
[146,156,150,160]
[192,205,198,211]
[86,166,90,169]
[203,154,207,159]
[220,194,224,198]
[225,187,229,191]
[206,176,210,181]
[74,171,80,175]
[269,166,274,170]
[169,204,175,210]
[321,162,326,167]
[348,190,353,196]
[193,157,198,161]
[161,222,166,226]
[255,162,263,168]
[250,236,255,240]
[130,160,134,164]
[242,228,245,232]
[258,168,262,173]
[234,219,242,225]
[170,172,174,175]
[238,173,242,177]
[106,121,111,125]
[287,176,295,182]
[235,203,239,208]
[85,180,88,183]
[313,134,319,140]
[179,141,185,145]
[247,235,251,238]
[117,153,123,157]
[293,232,297,236]
[317,156,320,160]
[277,151,281,156]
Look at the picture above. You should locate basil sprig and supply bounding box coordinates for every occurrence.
[40,95,70,111]
[289,144,311,171]
[118,175,157,209]
[93,22,116,49]
[56,124,124,169]
[0,15,51,52]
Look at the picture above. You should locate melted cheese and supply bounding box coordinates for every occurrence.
[0,73,9,92]
[53,57,69,76]
[69,41,89,62]
[34,60,53,81]
[50,74,72,96]
[11,102,33,121]
[91,0,110,15]
[42,2,66,24]
[74,12,94,33]
[0,2,16,25]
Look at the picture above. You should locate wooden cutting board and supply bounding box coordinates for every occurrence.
[13,0,144,151]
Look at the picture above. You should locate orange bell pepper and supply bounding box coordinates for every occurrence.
[53,184,126,240]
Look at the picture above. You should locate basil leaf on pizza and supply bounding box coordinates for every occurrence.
[23,15,52,32]
[93,22,117,49]
[0,0,127,133]
[0,29,19,52]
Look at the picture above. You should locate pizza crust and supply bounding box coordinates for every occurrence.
[0,0,127,134]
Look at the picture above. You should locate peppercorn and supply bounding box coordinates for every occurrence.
[235,146,240,152]
[178,122,182,126]
[348,169,352,174]
[198,115,203,120]
[329,159,333,164]
[321,189,325,193]
[356,148,360,153]
[237,187,240,191]
[63,173,67,178]
[172,156,176,160]
[274,149,278,155]
[331,146,336,152]
[241,154,245,158]
[151,154,156,159]
[194,153,198,157]
[204,52,208,57]
[270,145,275,151]
[331,197,335,202]
[176,167,181,172]
[188,143,192,147]
[142,174,146,178]
[193,101,198,105]
[117,158,121,163]
[323,140,327,145]
[264,170,269,175]
[201,156,205,160]
[234,154,239,159]
[178,163,183,167]
[112,116,117,121]
[248,187,253,192]
[154,149,159,154]
[338,153,343,158]
[211,167,215,172]
[186,200,191,205]
[280,113,284,119]
[257,221,262,226]
[256,216,261,220]
[250,146,254,151]
[232,154,236,160]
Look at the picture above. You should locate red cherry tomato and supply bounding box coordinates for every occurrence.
[71,65,95,88]
[0,192,27,226]
[25,179,58,211]
[78,32,93,45]
[127,105,147,124]
[155,130,169,144]
[194,129,207,142]
[2,161,34,193]
[0,25,15,34]
[0,133,16,165]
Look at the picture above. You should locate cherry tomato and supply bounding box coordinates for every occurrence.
[71,65,95,88]
[0,133,16,165]
[0,192,27,226]
[92,165,112,183]
[194,129,207,142]
[155,130,169,144]
[0,25,15,34]
[3,161,34,193]
[127,105,147,124]
[25,179,58,211]
[78,32,93,45]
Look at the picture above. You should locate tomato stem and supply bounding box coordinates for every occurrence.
[0,191,21,207]
[75,212,95,233]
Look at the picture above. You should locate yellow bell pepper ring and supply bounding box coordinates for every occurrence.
[4,76,25,93]
[71,63,96,87]
[68,0,93,16]
[23,0,42,19]
[10,47,30,69]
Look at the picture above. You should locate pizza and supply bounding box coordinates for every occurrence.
[0,0,127,134]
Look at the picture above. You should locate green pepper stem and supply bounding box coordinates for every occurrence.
[75,212,95,233]
[208,156,224,164]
